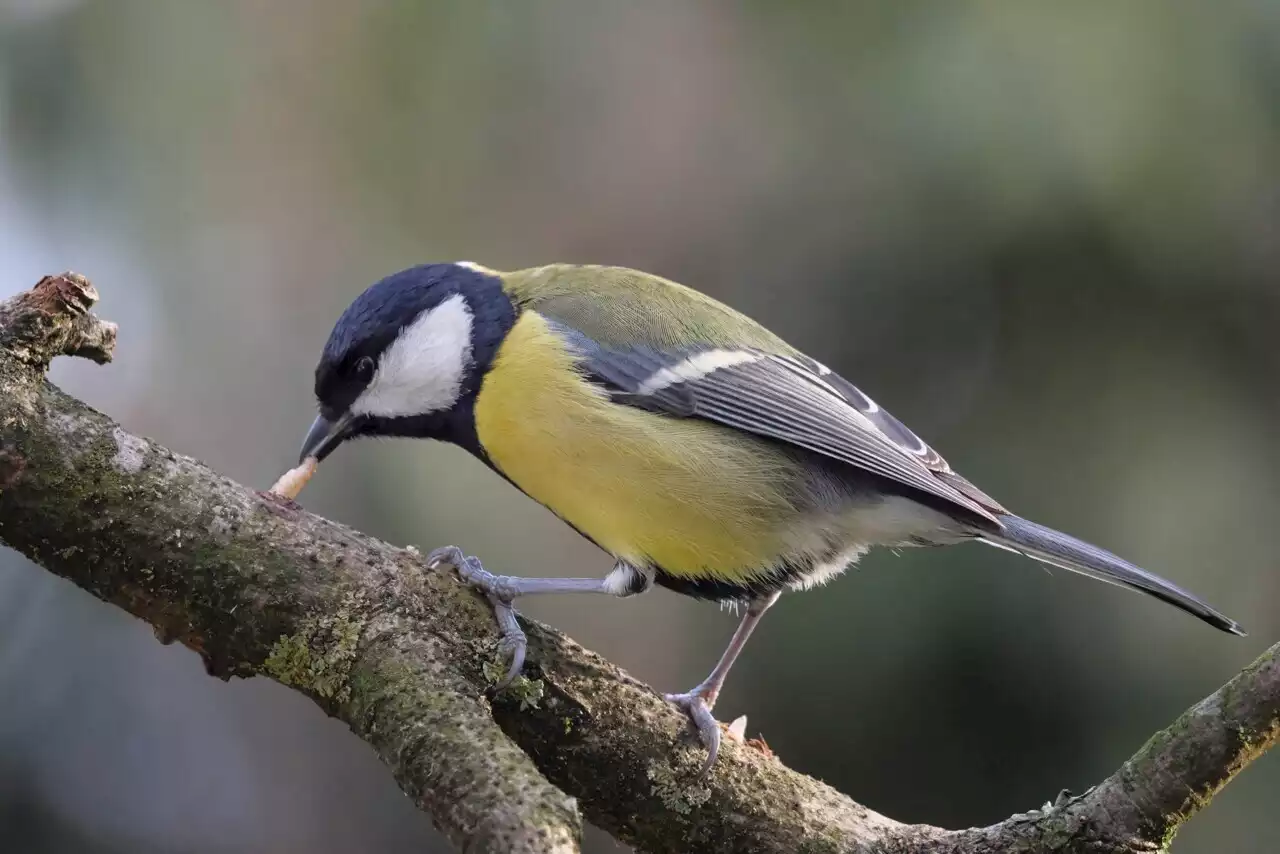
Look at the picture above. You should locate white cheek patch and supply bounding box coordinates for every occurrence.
[351,293,474,418]
[636,349,760,395]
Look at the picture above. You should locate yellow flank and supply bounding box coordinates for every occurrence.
[473,310,805,583]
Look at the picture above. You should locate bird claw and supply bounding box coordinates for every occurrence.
[664,688,721,775]
[427,545,484,582]
[427,545,529,692]
[491,627,527,696]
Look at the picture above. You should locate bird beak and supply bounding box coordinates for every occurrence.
[299,412,355,463]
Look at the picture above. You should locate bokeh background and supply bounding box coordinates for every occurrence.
[1,1,1278,851]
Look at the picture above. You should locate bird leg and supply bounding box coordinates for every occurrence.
[426,546,647,690]
[664,590,780,775]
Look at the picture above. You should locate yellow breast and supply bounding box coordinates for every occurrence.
[472,311,805,583]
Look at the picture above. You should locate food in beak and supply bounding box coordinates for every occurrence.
[269,456,319,500]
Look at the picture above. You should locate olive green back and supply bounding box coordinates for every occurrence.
[500,264,799,355]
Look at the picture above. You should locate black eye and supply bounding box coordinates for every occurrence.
[353,356,376,382]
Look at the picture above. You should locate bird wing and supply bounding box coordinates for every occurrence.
[543,318,1006,525]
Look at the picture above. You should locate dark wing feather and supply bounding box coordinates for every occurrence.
[781,354,1008,514]
[547,319,1004,525]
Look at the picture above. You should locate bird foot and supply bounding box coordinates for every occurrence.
[427,546,527,691]
[664,687,722,775]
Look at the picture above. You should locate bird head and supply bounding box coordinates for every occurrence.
[299,262,513,463]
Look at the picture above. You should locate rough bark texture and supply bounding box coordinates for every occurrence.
[0,273,1275,854]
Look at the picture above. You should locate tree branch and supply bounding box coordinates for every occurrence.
[0,273,1274,854]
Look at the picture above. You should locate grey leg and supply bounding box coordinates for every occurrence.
[665,591,780,775]
[427,546,648,689]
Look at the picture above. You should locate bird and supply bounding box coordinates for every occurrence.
[298,261,1245,773]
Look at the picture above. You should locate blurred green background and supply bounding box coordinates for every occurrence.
[1,1,1277,851]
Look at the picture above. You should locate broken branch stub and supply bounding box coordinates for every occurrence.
[0,272,117,368]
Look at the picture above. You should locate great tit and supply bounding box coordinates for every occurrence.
[299,261,1244,772]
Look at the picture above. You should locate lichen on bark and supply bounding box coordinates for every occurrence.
[263,589,368,702]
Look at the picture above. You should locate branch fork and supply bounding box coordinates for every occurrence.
[0,272,1274,854]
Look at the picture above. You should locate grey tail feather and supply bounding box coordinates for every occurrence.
[978,515,1245,636]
